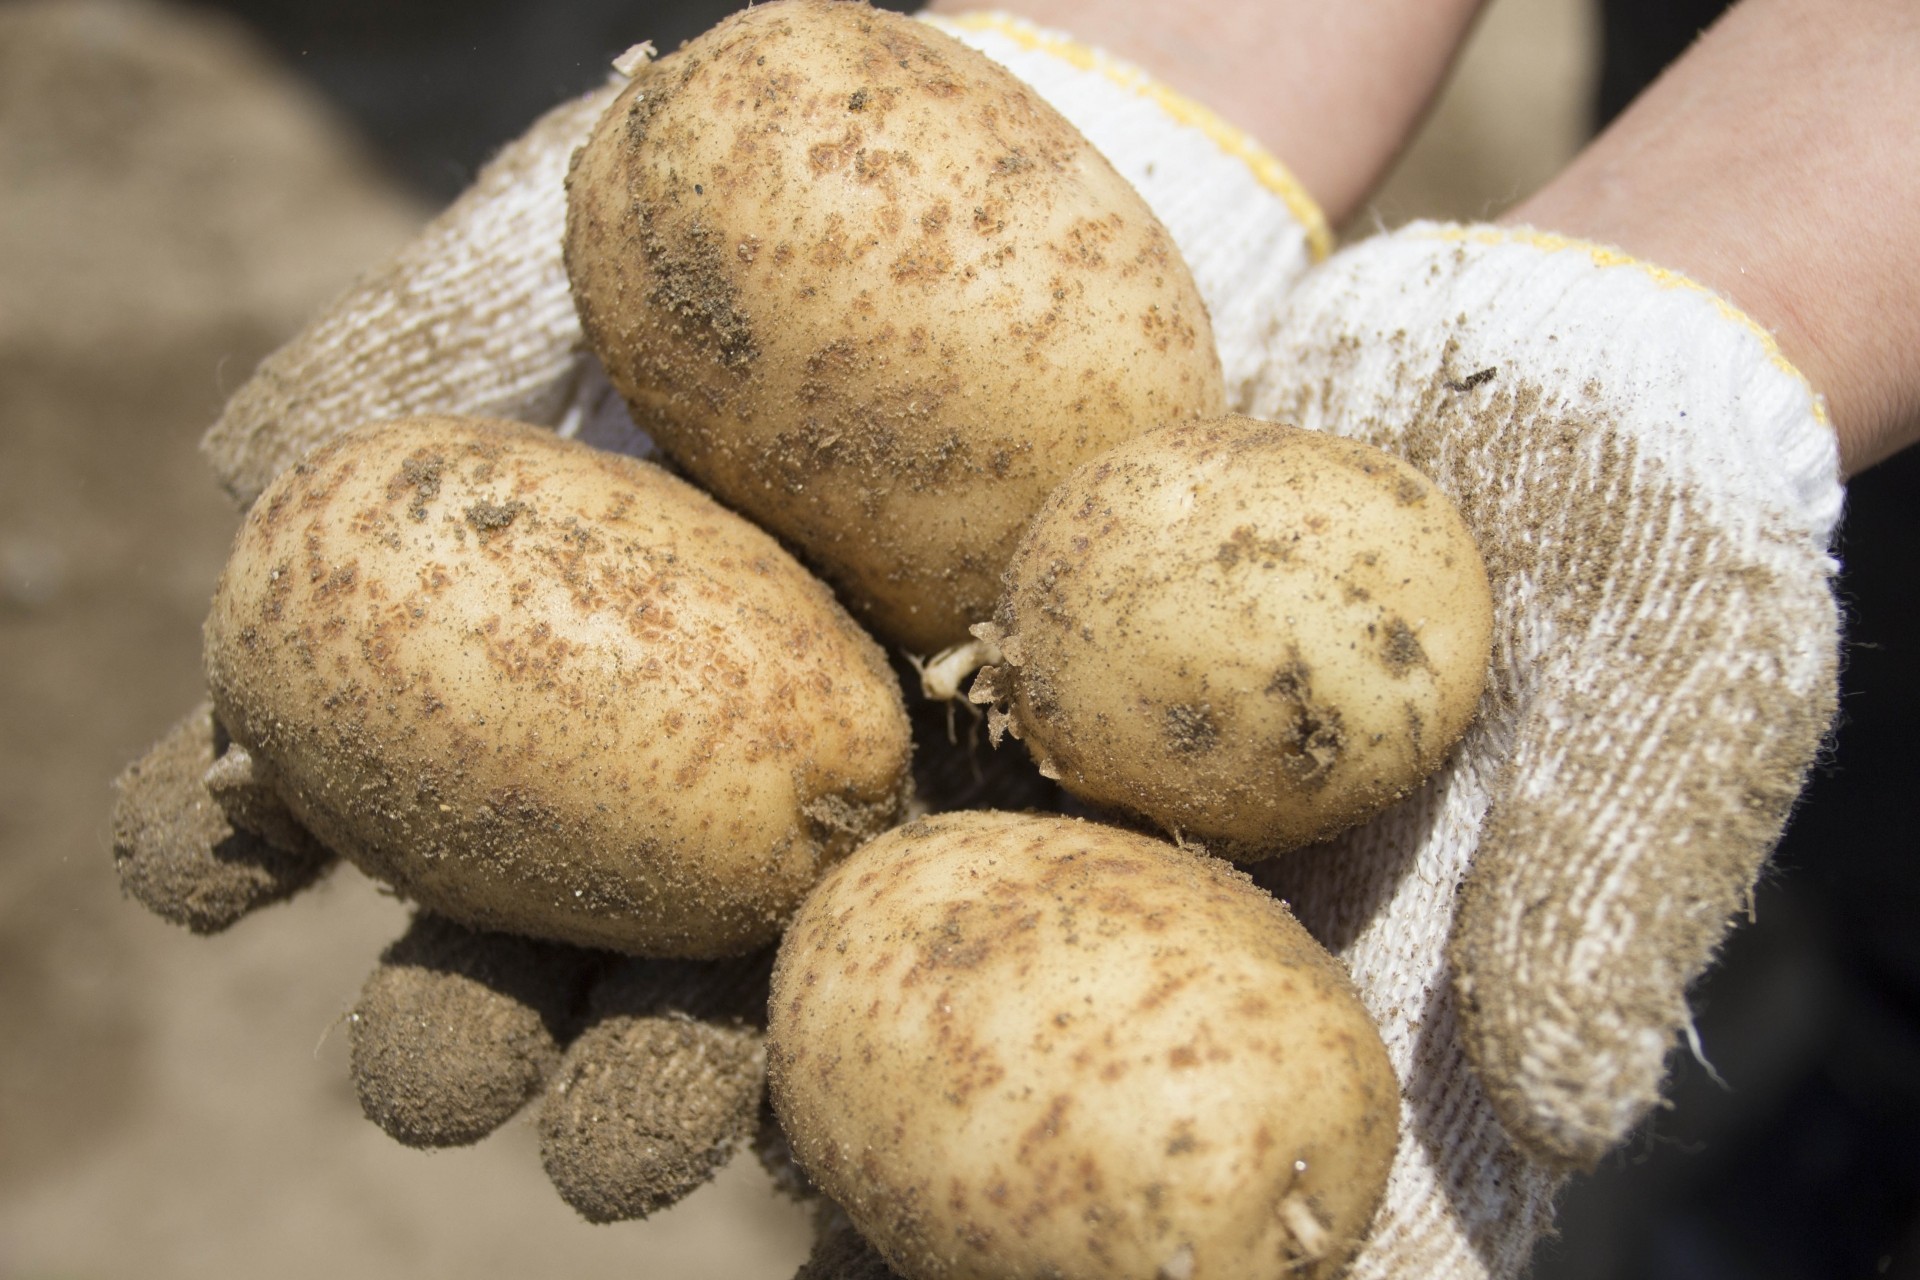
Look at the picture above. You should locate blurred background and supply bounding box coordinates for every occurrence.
[0,0,1913,1276]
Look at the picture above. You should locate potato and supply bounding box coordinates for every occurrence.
[202,415,912,957]
[972,416,1492,857]
[769,810,1398,1280]
[565,0,1225,654]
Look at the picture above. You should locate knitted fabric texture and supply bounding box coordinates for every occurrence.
[200,81,618,504]
[1245,221,1841,1279]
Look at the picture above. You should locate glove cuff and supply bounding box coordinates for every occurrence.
[1253,220,1844,547]
[922,10,1329,407]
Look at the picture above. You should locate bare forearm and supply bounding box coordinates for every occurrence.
[1506,0,1920,474]
[921,0,1487,225]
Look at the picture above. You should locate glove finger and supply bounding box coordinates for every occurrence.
[348,911,597,1147]
[201,79,619,506]
[538,949,772,1223]
[1449,461,1839,1170]
[111,700,334,931]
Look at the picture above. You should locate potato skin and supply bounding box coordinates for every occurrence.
[202,416,912,957]
[981,416,1492,857]
[769,810,1398,1280]
[565,0,1224,654]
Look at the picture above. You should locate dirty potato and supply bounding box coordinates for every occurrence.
[202,415,912,957]
[769,810,1399,1280]
[973,416,1493,857]
[565,0,1225,654]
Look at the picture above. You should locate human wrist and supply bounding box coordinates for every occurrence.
[1502,0,1920,475]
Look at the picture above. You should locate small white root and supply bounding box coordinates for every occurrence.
[911,632,1003,702]
[1278,1190,1332,1263]
[203,742,308,854]
[611,41,656,77]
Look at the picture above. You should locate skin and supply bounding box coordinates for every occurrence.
[1505,0,1920,474]
[927,0,1920,475]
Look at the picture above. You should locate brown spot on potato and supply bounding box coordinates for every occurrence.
[1019,1094,1072,1154]
[1163,703,1218,755]
[1381,615,1428,676]
[808,125,862,175]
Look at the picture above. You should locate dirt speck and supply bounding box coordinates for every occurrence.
[394,454,444,521]
[464,499,523,535]
[1380,615,1428,676]
[1164,703,1219,755]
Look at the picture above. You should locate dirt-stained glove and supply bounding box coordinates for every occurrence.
[112,702,335,931]
[1236,222,1839,1278]
[350,914,774,1221]
[111,699,778,1221]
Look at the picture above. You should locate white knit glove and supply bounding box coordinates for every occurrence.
[1230,223,1841,1278]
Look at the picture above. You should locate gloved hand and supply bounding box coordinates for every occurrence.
[113,678,1054,1225]
[1239,221,1840,1277]
[908,15,1842,1280]
[111,701,776,1222]
[111,7,1843,1277]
